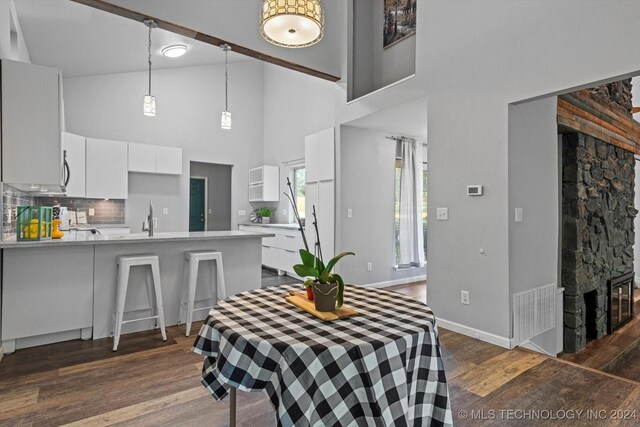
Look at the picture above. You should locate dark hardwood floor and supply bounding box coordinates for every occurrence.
[1,276,639,426]
[560,298,640,382]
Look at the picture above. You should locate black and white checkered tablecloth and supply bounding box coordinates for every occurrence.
[192,284,452,427]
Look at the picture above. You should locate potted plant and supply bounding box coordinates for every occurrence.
[294,249,354,311]
[258,207,272,224]
[284,178,355,312]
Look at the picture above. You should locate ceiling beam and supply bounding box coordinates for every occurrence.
[70,0,341,82]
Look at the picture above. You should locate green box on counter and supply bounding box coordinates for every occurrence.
[16,206,53,241]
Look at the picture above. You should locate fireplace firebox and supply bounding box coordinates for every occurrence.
[608,272,634,334]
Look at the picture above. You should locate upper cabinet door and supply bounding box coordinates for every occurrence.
[155,146,182,175]
[304,133,319,183]
[316,127,335,182]
[305,127,334,183]
[128,143,156,173]
[1,60,61,186]
[62,132,86,198]
[86,138,128,199]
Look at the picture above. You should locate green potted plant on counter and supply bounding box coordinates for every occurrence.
[258,207,273,224]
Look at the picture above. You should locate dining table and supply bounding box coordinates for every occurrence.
[192,284,453,427]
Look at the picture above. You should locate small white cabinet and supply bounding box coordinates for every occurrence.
[86,138,128,199]
[128,142,182,175]
[1,59,63,189]
[62,132,86,198]
[156,146,182,175]
[248,166,279,202]
[239,224,304,277]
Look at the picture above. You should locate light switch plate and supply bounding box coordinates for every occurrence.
[239,210,246,216]
[436,208,448,221]
[88,208,95,216]
[152,218,158,228]
[208,209,213,214]
[163,208,168,215]
[515,208,523,223]
[347,208,353,218]
[282,209,287,216]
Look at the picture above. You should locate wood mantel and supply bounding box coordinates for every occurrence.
[558,90,640,155]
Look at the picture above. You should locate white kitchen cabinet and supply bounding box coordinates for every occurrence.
[61,132,86,198]
[239,224,304,277]
[86,138,128,199]
[128,142,156,173]
[304,127,335,258]
[248,166,279,202]
[1,59,63,189]
[128,143,182,175]
[2,246,94,352]
[304,127,334,184]
[155,146,182,175]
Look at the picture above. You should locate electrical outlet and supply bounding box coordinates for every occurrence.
[367,262,372,272]
[152,218,158,228]
[239,210,246,216]
[347,208,353,218]
[282,209,287,216]
[461,290,470,305]
[163,207,169,215]
[208,209,212,214]
[436,208,449,221]
[88,208,95,216]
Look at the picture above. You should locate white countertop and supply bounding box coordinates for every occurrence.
[0,230,274,249]
[240,223,303,230]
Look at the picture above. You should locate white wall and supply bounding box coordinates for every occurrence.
[508,96,560,354]
[340,125,425,285]
[350,0,416,100]
[262,63,344,224]
[423,0,640,342]
[63,62,264,232]
[0,0,30,62]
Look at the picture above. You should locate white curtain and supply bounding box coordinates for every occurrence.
[398,138,425,267]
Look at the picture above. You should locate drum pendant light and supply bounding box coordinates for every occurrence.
[260,0,324,48]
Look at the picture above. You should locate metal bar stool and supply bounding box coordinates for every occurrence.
[113,254,167,351]
[179,250,227,336]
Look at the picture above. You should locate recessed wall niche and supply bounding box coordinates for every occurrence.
[348,0,417,101]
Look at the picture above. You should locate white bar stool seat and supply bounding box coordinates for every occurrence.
[113,254,167,351]
[179,250,227,336]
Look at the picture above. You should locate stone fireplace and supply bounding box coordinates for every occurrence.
[561,133,637,352]
[558,79,640,354]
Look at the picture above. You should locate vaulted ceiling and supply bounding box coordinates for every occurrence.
[14,0,345,80]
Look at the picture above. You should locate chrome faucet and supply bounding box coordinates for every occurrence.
[142,201,154,236]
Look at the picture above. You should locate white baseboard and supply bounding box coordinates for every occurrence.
[0,345,4,363]
[437,318,514,349]
[360,275,427,289]
[519,340,555,357]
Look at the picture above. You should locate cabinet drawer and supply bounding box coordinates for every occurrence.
[281,249,300,274]
[279,234,303,252]
[262,245,279,268]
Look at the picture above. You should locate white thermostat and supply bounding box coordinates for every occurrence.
[467,185,483,196]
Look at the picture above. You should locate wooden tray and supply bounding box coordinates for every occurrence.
[285,291,359,321]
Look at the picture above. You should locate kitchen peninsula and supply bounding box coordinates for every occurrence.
[0,230,273,353]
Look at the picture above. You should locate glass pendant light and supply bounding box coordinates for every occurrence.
[221,44,232,130]
[143,19,157,117]
[260,0,324,48]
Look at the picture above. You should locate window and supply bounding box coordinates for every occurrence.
[293,167,306,220]
[394,160,427,265]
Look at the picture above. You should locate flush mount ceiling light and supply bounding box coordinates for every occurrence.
[260,0,324,48]
[220,44,232,130]
[162,44,188,58]
[143,19,157,117]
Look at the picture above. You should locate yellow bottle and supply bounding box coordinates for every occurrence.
[52,219,64,239]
